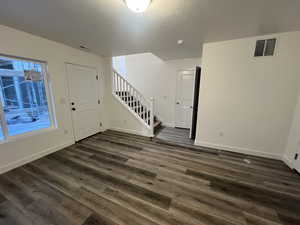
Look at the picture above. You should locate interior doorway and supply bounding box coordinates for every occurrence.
[175,70,195,129]
[155,67,202,146]
[190,66,201,140]
[158,67,201,145]
[66,63,101,142]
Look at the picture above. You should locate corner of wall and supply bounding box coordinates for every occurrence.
[282,155,294,169]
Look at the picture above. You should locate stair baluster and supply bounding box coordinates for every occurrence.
[112,70,155,135]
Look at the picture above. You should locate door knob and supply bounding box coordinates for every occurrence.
[71,108,76,111]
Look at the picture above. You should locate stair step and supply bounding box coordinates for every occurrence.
[154,120,162,128]
[154,120,162,134]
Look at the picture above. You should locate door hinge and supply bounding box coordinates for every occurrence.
[96,75,99,80]
[295,153,299,160]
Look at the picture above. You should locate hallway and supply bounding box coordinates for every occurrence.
[154,126,194,146]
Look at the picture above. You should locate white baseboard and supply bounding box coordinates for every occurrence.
[110,127,153,137]
[0,140,74,175]
[194,140,282,160]
[162,123,175,128]
[99,128,107,133]
[282,155,294,169]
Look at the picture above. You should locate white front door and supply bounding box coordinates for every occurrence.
[66,63,101,141]
[175,70,195,129]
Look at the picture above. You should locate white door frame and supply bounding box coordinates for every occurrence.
[175,69,195,129]
[65,62,101,142]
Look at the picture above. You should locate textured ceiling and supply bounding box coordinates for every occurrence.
[0,0,300,60]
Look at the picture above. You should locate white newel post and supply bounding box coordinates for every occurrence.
[150,97,154,136]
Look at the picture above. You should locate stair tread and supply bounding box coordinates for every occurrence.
[154,121,162,128]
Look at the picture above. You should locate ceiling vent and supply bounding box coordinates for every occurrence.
[254,38,276,57]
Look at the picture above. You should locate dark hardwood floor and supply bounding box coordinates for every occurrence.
[0,130,300,225]
[154,126,194,146]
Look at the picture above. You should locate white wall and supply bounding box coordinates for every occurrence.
[284,90,300,169]
[123,53,201,127]
[195,31,300,159]
[0,25,107,173]
[112,56,127,78]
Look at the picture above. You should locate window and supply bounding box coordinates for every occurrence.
[112,56,127,78]
[254,38,277,57]
[0,123,3,141]
[0,55,54,140]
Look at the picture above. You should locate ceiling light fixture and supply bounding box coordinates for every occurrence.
[177,40,184,45]
[124,0,152,13]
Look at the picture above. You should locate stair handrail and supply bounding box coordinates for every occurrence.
[113,70,149,104]
[112,69,154,134]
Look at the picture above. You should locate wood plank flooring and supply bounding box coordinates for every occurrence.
[155,126,194,146]
[1,130,300,225]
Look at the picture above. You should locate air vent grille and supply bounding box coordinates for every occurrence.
[254,38,276,57]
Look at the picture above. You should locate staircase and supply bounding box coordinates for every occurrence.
[112,70,162,136]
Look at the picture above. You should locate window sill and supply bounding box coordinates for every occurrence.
[0,126,61,144]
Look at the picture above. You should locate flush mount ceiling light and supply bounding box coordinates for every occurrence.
[124,0,152,13]
[177,40,184,45]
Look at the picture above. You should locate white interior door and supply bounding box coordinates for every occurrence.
[66,63,100,141]
[175,70,195,129]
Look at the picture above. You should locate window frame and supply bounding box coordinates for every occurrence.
[0,54,56,143]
